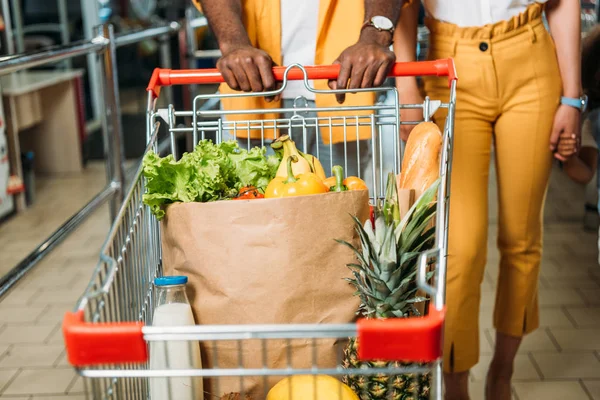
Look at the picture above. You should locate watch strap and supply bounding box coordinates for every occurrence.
[361,17,395,35]
[360,20,394,46]
[560,96,587,112]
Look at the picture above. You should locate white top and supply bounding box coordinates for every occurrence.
[423,0,548,27]
[280,0,320,100]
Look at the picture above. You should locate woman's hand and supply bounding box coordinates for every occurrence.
[549,105,581,162]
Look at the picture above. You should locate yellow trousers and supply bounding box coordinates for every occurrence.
[422,4,562,373]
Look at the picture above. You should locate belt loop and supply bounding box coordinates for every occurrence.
[452,38,458,57]
[527,24,537,43]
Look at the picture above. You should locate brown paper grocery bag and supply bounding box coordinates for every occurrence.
[161,190,369,398]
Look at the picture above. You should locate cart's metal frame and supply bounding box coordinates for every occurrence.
[65,61,457,400]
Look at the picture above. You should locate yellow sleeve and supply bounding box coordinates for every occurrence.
[192,0,202,12]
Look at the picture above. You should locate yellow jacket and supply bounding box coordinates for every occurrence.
[192,0,382,144]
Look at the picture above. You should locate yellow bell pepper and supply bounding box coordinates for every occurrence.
[344,176,368,191]
[327,165,348,192]
[265,156,328,198]
[323,166,368,192]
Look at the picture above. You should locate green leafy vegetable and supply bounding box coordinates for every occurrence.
[142,140,279,219]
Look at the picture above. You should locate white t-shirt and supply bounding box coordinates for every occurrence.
[280,0,320,100]
[423,0,549,27]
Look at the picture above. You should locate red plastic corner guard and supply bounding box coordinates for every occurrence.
[63,310,148,367]
[357,307,446,363]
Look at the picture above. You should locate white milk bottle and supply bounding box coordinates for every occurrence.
[149,276,203,400]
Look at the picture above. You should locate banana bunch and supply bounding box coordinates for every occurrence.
[270,135,326,180]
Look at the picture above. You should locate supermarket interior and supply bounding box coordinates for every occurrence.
[0,1,599,400]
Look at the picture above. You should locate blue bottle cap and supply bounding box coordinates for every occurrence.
[154,276,188,286]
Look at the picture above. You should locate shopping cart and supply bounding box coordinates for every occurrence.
[63,59,457,400]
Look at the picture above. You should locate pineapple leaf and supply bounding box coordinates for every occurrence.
[395,178,440,243]
[377,222,397,283]
[407,227,436,255]
[399,203,436,250]
[335,238,372,275]
[391,309,408,317]
[406,296,429,304]
[382,172,399,225]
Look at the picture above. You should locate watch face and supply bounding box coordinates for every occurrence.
[372,16,393,30]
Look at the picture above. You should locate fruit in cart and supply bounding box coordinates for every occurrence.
[400,122,442,194]
[271,135,327,180]
[266,375,359,400]
[337,173,440,400]
[324,172,368,192]
[323,164,368,192]
[235,186,265,200]
[299,150,327,181]
[328,165,349,192]
[264,156,328,198]
[344,176,368,191]
[271,135,313,178]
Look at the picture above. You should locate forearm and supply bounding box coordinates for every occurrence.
[198,0,251,53]
[393,0,420,92]
[563,148,597,184]
[546,0,582,97]
[361,0,406,46]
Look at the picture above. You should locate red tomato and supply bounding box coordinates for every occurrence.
[235,186,265,200]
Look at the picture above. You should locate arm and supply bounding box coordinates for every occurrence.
[394,0,419,93]
[393,0,422,140]
[546,0,582,159]
[330,0,407,103]
[199,0,276,94]
[563,147,598,184]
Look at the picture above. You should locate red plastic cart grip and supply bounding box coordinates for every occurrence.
[146,59,457,99]
[357,307,446,363]
[63,310,148,366]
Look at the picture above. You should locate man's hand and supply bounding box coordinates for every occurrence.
[217,45,278,97]
[328,28,396,104]
[549,104,581,162]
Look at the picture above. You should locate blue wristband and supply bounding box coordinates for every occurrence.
[561,95,588,113]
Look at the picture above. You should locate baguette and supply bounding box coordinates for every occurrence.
[400,122,442,195]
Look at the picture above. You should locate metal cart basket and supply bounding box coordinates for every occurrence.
[63,59,457,400]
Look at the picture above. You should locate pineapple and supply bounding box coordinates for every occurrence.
[337,173,440,400]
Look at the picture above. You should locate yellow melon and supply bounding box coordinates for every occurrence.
[266,375,359,400]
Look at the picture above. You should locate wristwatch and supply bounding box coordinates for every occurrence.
[361,16,395,40]
[560,94,588,113]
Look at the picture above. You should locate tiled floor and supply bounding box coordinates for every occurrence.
[0,162,110,399]
[0,163,108,277]
[0,158,598,399]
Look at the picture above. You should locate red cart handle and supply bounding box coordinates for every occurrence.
[146,59,457,99]
[63,307,445,367]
